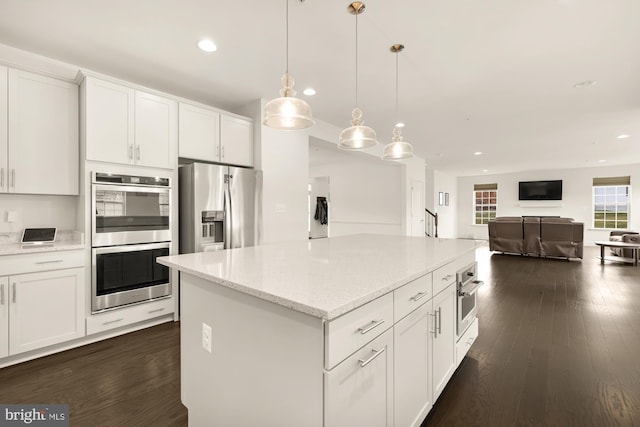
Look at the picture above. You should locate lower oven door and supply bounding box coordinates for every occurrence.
[92,242,171,313]
[457,279,482,336]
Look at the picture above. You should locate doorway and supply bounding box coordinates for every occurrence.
[309,176,330,239]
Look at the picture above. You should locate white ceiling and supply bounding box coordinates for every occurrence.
[1,0,639,176]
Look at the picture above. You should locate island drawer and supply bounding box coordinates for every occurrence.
[394,272,432,322]
[433,251,475,296]
[325,292,393,370]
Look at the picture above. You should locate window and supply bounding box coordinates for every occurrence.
[473,183,497,224]
[593,176,630,229]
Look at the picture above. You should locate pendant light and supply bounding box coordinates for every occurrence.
[382,44,414,160]
[338,2,378,150]
[263,0,314,130]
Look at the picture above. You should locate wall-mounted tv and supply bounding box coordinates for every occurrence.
[518,180,563,200]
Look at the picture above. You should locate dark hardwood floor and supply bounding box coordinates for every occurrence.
[1,245,639,426]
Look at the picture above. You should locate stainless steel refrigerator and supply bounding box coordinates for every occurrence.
[179,163,262,253]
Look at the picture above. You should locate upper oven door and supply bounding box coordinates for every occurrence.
[92,183,171,247]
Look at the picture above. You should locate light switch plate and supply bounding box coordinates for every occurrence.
[202,323,212,353]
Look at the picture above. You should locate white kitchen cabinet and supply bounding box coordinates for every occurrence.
[219,114,253,167]
[431,283,457,401]
[6,267,84,355]
[1,68,78,195]
[394,301,433,427]
[84,76,176,169]
[324,328,394,427]
[0,276,8,358]
[134,91,177,169]
[84,77,134,165]
[178,102,220,162]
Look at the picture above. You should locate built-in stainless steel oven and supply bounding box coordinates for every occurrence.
[91,172,172,312]
[456,262,483,337]
[92,172,170,247]
[91,242,171,312]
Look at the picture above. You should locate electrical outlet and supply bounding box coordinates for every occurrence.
[202,323,212,353]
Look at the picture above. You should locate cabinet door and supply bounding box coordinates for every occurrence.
[7,69,79,195]
[0,66,7,193]
[394,302,433,427]
[432,284,457,401]
[178,103,220,162]
[325,328,393,427]
[85,77,134,165]
[9,268,85,355]
[0,276,8,358]
[134,91,177,169]
[220,115,253,167]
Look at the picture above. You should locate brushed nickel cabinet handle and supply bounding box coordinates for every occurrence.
[437,307,442,334]
[11,169,15,188]
[128,145,133,159]
[12,283,16,303]
[103,318,124,326]
[148,308,165,314]
[358,347,386,368]
[221,146,225,160]
[0,284,4,305]
[358,319,385,335]
[430,312,437,338]
[136,146,141,160]
[411,292,427,302]
[0,168,4,189]
[35,260,63,265]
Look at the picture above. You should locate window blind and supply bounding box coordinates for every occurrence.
[592,176,630,186]
[474,183,497,191]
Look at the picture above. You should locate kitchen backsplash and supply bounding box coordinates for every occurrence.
[0,230,84,244]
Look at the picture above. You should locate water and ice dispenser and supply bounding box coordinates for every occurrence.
[200,210,224,251]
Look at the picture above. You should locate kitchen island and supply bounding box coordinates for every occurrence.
[158,234,479,427]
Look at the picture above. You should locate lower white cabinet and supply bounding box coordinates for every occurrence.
[0,276,8,358]
[394,301,433,427]
[431,283,457,401]
[3,267,84,356]
[324,328,394,427]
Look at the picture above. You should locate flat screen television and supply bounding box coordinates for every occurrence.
[518,180,562,200]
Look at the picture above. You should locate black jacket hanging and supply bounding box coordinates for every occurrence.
[314,197,328,225]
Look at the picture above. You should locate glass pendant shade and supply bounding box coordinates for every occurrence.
[382,125,414,160]
[264,73,314,130]
[338,107,378,150]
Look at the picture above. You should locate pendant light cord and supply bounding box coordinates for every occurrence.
[395,51,399,123]
[355,11,358,107]
[285,0,289,74]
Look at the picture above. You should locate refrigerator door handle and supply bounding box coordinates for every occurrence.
[224,174,233,249]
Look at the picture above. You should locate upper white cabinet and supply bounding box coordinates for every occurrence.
[220,115,253,167]
[0,66,7,194]
[84,76,177,169]
[0,68,79,195]
[179,102,253,167]
[178,102,220,162]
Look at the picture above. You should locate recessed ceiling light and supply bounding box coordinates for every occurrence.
[573,80,596,88]
[197,39,217,53]
[482,169,489,173]
[474,151,482,156]
[616,134,630,139]
[396,122,405,128]
[303,88,316,96]
[598,159,607,163]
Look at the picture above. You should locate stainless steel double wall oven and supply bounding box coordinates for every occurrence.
[91,172,172,312]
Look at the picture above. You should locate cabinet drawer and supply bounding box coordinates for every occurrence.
[456,317,478,366]
[394,273,432,322]
[0,250,85,276]
[86,296,174,335]
[433,251,475,296]
[325,293,393,370]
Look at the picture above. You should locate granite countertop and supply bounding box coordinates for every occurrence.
[0,230,85,256]
[158,234,478,320]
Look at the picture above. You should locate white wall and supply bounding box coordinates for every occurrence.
[0,194,76,234]
[457,163,640,244]
[310,158,403,237]
[433,170,458,238]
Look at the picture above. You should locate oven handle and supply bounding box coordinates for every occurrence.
[93,241,170,255]
[458,280,484,297]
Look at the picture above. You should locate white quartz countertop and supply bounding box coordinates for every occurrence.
[0,231,85,256]
[158,234,478,320]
